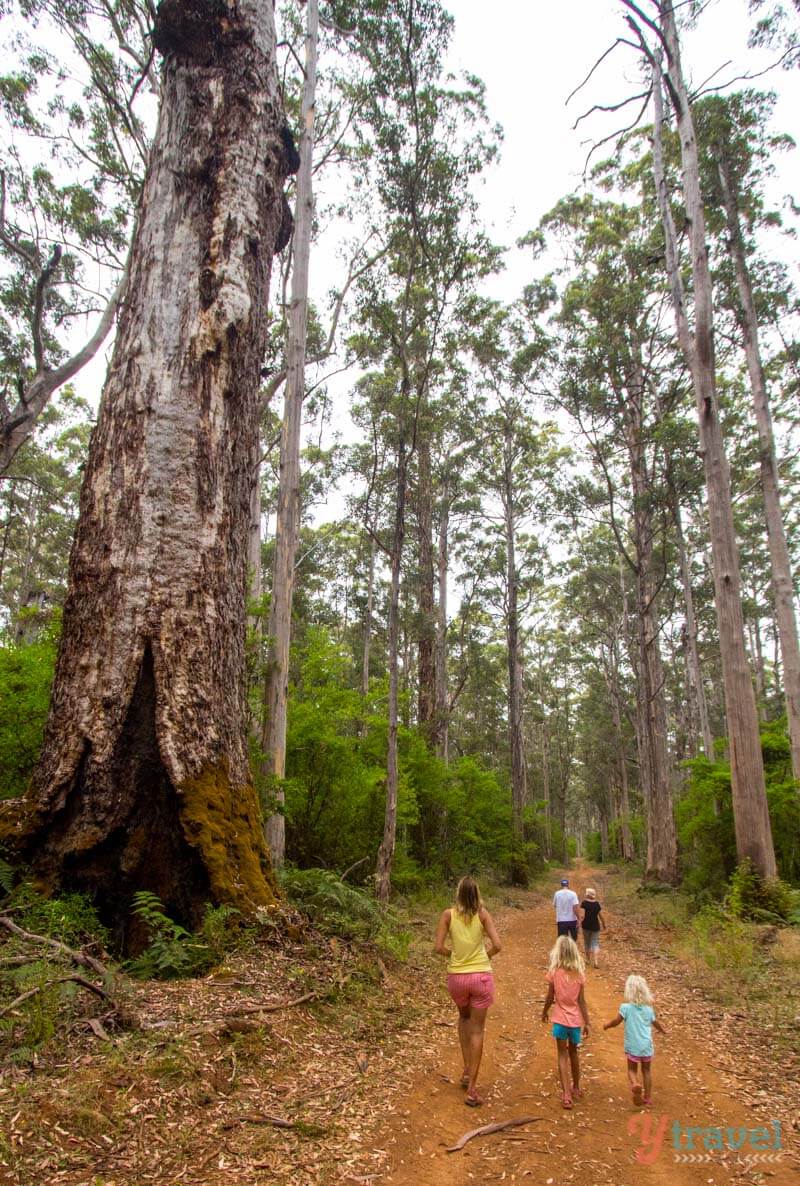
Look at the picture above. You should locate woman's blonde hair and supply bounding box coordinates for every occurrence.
[624,974,653,1005]
[585,888,597,899]
[547,935,585,976]
[455,876,482,919]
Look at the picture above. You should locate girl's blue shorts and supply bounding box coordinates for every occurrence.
[552,1023,581,1045]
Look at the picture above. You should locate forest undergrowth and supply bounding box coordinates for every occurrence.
[598,862,800,1062]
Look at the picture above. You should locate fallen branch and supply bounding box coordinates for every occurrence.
[223,976,350,1016]
[222,1113,294,1130]
[0,973,113,1018]
[0,915,110,979]
[445,1115,542,1153]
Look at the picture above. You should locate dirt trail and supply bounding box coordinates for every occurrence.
[373,865,796,1186]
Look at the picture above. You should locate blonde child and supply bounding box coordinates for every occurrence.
[604,974,667,1106]
[541,935,590,1109]
[434,876,502,1108]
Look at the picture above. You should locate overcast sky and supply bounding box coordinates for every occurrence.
[445,0,800,299]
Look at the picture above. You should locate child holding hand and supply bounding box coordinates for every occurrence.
[541,935,590,1109]
[604,974,666,1106]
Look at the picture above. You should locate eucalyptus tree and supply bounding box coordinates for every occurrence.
[624,0,777,877]
[14,0,295,936]
[0,0,155,471]
[541,189,679,880]
[336,0,498,900]
[464,375,562,882]
[694,91,800,780]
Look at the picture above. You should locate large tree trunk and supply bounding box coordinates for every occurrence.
[262,0,318,867]
[671,492,714,759]
[13,0,290,939]
[717,152,800,780]
[650,23,776,877]
[606,639,634,860]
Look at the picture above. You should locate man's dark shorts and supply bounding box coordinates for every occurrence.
[557,921,578,940]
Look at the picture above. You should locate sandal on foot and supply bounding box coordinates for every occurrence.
[465,1091,484,1108]
[561,1094,573,1109]
[643,1097,653,1106]
[572,1086,583,1100]
[632,1084,643,1105]
[460,1071,470,1089]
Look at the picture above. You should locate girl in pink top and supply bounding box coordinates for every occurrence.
[541,935,590,1109]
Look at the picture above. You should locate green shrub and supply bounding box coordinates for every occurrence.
[126,892,215,980]
[727,858,794,923]
[6,883,109,948]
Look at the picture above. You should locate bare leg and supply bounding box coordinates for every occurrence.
[556,1039,572,1101]
[466,1007,488,1097]
[642,1062,653,1101]
[457,1005,471,1083]
[568,1043,581,1095]
[627,1058,643,1104]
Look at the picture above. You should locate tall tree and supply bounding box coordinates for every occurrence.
[262,0,319,868]
[626,0,777,877]
[700,93,800,780]
[11,0,293,936]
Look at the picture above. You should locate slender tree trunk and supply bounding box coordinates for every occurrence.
[672,493,714,759]
[362,532,375,697]
[415,433,436,740]
[435,496,450,762]
[607,640,634,860]
[503,427,528,882]
[717,152,800,779]
[247,450,263,625]
[15,0,290,938]
[651,26,776,876]
[262,0,318,867]
[376,438,408,902]
[624,355,677,882]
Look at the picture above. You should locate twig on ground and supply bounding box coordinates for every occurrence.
[445,1116,542,1153]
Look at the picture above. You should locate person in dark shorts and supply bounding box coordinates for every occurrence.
[580,887,605,968]
[553,877,579,940]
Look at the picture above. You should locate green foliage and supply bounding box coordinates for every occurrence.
[6,882,108,948]
[0,623,58,798]
[677,720,800,898]
[280,626,519,885]
[127,892,216,981]
[280,867,383,940]
[727,858,794,922]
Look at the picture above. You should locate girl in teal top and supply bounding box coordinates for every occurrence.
[604,974,667,1106]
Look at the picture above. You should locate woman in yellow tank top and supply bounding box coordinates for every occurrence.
[434,876,501,1107]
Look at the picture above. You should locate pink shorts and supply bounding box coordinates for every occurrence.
[447,972,495,1010]
[626,1054,652,1065]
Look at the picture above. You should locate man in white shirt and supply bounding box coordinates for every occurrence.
[553,878,580,940]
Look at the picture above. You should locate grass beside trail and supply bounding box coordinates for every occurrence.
[591,862,800,1060]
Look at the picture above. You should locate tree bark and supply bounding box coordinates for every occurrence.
[717,151,800,780]
[624,354,677,882]
[434,493,450,762]
[375,435,408,902]
[650,18,776,876]
[362,532,375,698]
[262,0,318,868]
[503,421,528,883]
[415,432,436,740]
[13,0,291,939]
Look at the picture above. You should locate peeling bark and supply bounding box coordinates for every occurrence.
[13,0,291,940]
